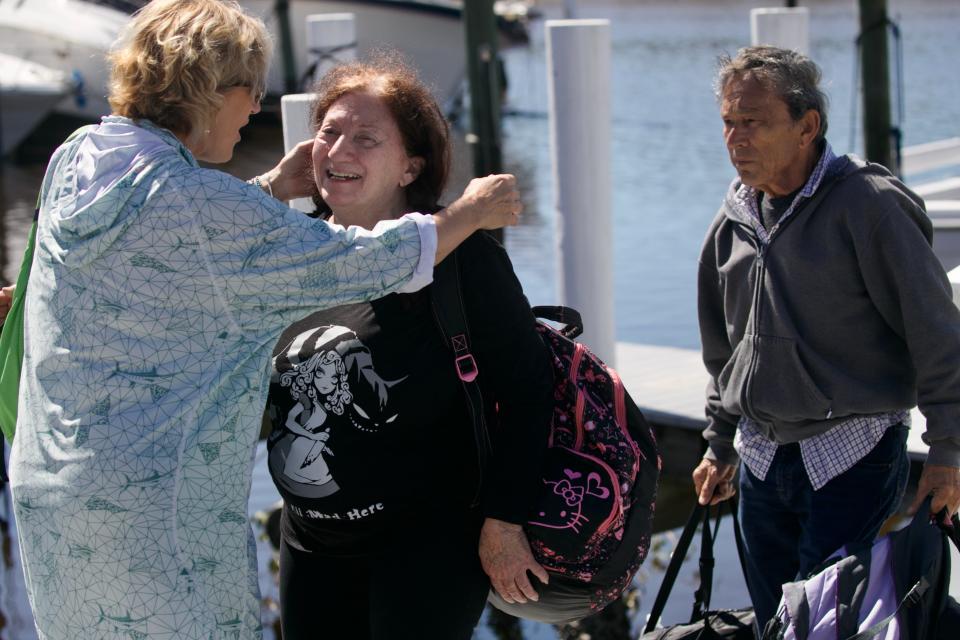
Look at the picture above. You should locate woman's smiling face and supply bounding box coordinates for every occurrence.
[312,91,424,227]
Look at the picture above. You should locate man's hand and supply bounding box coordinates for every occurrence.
[907,463,960,520]
[692,458,737,506]
[479,518,549,604]
[258,140,317,202]
[0,285,15,324]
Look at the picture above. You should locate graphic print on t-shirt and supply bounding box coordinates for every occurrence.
[268,325,405,499]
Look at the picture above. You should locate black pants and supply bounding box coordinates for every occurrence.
[279,511,490,640]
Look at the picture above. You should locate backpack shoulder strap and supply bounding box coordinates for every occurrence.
[0,125,97,443]
[844,576,931,640]
[780,581,811,640]
[429,251,492,497]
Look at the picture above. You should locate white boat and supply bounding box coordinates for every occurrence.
[0,0,129,121]
[243,1,534,110]
[0,0,532,125]
[247,0,462,109]
[902,137,960,270]
[0,53,74,156]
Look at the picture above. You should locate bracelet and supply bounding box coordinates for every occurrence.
[251,175,274,199]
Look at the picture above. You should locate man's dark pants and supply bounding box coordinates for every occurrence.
[737,424,910,630]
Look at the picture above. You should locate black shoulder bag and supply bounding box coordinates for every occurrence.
[642,500,756,640]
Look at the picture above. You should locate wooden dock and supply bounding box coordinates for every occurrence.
[614,341,931,468]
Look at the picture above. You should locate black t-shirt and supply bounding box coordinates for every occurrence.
[265,231,553,555]
[758,187,802,232]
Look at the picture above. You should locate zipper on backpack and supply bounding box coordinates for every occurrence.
[571,343,587,450]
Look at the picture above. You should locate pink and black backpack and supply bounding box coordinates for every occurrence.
[431,250,661,624]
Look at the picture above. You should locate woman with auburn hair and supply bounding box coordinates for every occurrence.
[262,55,552,640]
[8,1,521,638]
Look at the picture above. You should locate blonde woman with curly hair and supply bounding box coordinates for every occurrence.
[8,1,521,638]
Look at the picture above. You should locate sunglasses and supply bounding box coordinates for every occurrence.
[221,83,266,104]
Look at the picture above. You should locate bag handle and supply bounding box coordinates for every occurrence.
[643,502,705,634]
[643,498,749,633]
[0,124,92,445]
[531,305,583,340]
[694,501,749,620]
[691,504,718,620]
[935,509,960,553]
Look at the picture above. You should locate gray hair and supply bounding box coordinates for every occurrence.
[715,46,829,143]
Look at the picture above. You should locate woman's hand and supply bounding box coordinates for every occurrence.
[0,285,15,324]
[432,174,522,263]
[452,174,523,230]
[256,140,318,202]
[479,518,549,604]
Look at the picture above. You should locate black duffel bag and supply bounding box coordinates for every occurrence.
[641,501,755,640]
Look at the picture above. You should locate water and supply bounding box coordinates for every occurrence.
[2,0,959,638]
[498,0,960,350]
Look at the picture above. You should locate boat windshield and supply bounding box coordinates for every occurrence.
[81,0,147,15]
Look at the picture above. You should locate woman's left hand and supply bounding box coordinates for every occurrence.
[257,140,317,202]
[479,517,549,604]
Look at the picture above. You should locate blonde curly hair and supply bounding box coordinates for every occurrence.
[108,0,271,139]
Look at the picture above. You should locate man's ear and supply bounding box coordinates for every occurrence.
[400,156,425,187]
[799,109,821,148]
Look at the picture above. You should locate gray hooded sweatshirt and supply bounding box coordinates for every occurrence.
[698,154,960,470]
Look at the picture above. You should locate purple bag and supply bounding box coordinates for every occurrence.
[763,500,960,640]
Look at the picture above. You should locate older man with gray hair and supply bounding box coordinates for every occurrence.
[692,45,960,628]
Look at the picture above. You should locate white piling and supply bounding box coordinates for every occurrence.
[546,19,615,366]
[750,7,810,54]
[276,14,355,213]
[280,93,317,213]
[306,13,357,86]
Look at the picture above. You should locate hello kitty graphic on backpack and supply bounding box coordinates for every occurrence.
[431,250,661,624]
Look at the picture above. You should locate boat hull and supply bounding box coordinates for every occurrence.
[0,53,71,156]
[0,0,475,122]
[0,1,127,120]
[243,1,467,109]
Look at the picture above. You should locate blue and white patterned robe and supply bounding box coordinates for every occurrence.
[9,117,436,639]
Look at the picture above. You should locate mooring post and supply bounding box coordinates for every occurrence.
[277,13,358,213]
[274,0,299,94]
[462,0,503,243]
[858,0,896,173]
[280,94,316,213]
[750,6,810,53]
[306,13,356,87]
[462,0,502,179]
[546,19,615,366]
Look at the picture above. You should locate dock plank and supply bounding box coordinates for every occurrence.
[614,341,929,461]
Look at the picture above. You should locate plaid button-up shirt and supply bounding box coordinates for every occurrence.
[729,143,908,489]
